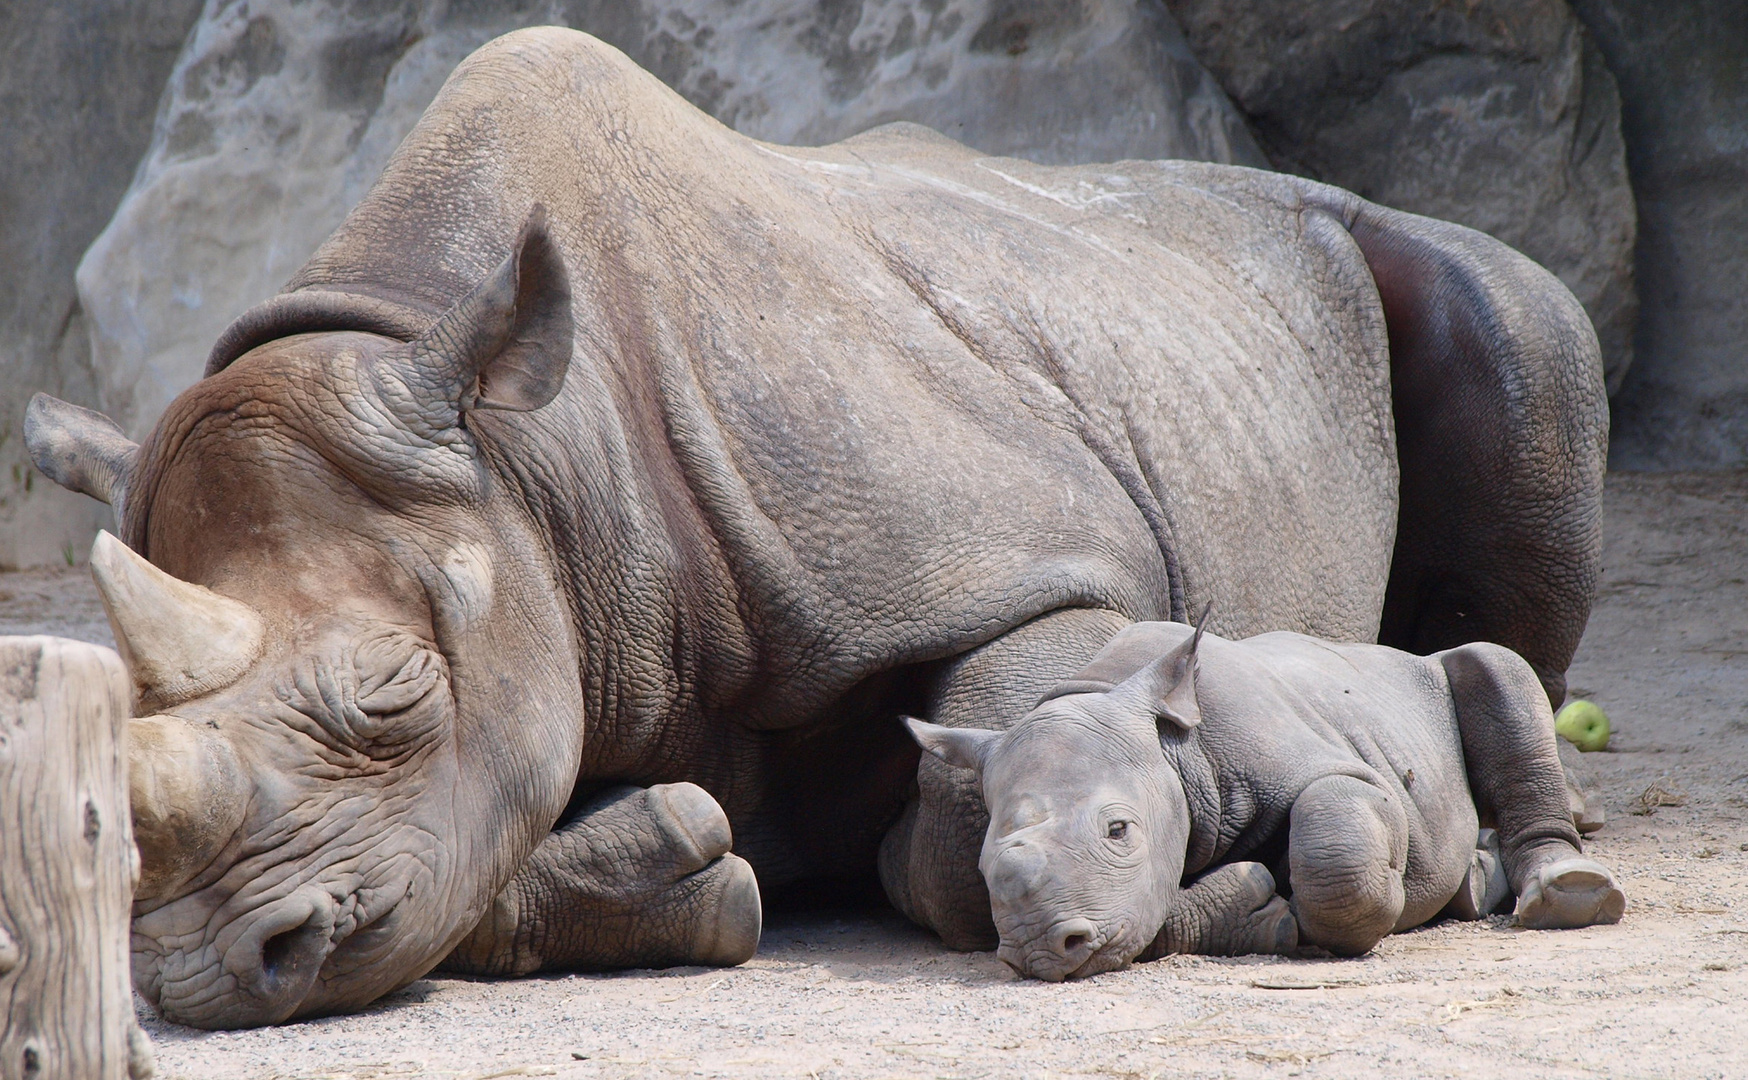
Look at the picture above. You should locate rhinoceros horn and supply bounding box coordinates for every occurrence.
[129,713,250,901]
[90,531,265,709]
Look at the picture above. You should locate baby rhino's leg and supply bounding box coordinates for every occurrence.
[1287,775,1409,955]
[1143,862,1298,958]
[442,783,762,976]
[1441,643,1626,929]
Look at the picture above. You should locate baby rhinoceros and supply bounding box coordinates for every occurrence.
[904,622,1625,981]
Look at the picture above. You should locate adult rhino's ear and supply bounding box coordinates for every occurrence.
[24,393,138,509]
[384,204,573,431]
[902,716,999,772]
[1111,613,1208,732]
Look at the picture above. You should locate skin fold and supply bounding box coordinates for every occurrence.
[24,28,1605,1027]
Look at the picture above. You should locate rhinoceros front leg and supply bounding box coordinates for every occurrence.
[1286,774,1410,956]
[441,783,761,976]
[879,607,1135,950]
[1142,862,1298,958]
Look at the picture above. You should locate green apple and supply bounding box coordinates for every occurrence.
[1555,699,1610,752]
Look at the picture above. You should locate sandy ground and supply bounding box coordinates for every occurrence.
[4,472,1744,1080]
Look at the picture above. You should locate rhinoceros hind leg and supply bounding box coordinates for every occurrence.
[1557,741,1608,834]
[1438,643,1608,917]
[1348,201,1607,709]
[1516,857,1626,929]
[1144,861,1297,958]
[441,782,761,976]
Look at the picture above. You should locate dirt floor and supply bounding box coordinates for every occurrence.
[4,472,1744,1079]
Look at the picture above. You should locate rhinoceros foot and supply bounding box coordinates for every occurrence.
[442,783,762,975]
[1148,861,1298,960]
[1516,857,1627,930]
[1444,828,1514,921]
[685,853,762,967]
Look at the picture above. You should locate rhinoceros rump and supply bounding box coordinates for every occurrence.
[25,28,1604,1028]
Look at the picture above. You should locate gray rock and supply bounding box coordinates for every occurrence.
[75,0,1263,463]
[640,0,1264,166]
[1574,1,1748,470]
[1165,0,1638,394]
[0,0,204,568]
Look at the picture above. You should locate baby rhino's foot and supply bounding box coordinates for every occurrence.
[1149,861,1297,958]
[1445,828,1512,920]
[1517,857,1626,929]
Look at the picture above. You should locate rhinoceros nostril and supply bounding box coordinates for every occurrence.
[215,889,339,1025]
[1050,918,1098,962]
[260,921,314,987]
[252,913,334,1010]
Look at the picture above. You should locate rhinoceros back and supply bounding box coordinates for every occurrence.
[213,27,1398,727]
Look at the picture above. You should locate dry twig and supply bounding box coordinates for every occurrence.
[1629,779,1688,815]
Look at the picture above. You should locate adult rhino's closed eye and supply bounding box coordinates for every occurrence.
[352,648,446,741]
[282,633,450,755]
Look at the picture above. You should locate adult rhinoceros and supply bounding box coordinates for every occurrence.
[25,28,1604,1029]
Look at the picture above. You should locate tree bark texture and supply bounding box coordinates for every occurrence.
[0,636,149,1080]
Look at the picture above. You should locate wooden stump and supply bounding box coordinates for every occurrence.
[0,636,151,1080]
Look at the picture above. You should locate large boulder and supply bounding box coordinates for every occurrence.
[1164,0,1638,394]
[75,0,1263,452]
[0,0,204,568]
[1574,1,1748,469]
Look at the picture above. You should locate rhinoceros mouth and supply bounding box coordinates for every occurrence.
[997,925,1111,982]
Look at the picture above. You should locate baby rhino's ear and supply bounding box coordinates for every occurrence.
[1110,620,1205,731]
[902,716,999,772]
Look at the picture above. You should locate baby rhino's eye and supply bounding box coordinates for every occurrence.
[1106,821,1129,841]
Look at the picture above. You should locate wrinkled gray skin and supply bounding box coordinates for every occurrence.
[909,622,1627,981]
[22,29,1606,1028]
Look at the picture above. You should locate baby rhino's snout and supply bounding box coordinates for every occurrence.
[987,843,1105,981]
[1034,917,1100,980]
[996,912,1103,982]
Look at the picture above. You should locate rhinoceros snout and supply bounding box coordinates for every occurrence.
[155,887,338,1029]
[999,916,1102,982]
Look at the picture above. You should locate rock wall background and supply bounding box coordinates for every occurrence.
[1164,0,1638,395]
[1573,0,1748,469]
[0,0,204,567]
[0,0,1741,566]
